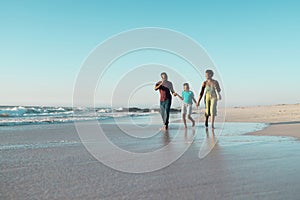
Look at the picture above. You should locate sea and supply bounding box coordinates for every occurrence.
[0,105,164,126]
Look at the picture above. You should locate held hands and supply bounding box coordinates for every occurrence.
[176,94,183,101]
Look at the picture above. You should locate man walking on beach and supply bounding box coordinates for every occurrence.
[154,72,177,130]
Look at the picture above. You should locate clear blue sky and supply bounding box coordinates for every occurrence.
[1,0,299,107]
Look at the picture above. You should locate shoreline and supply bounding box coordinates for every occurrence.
[247,122,300,141]
[225,104,300,140]
[183,104,300,140]
[1,103,299,140]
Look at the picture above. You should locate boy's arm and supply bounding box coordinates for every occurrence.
[193,97,197,104]
[192,92,198,108]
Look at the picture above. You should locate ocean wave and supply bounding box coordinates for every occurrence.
[0,106,27,117]
[0,116,110,126]
[0,106,157,126]
[0,106,73,118]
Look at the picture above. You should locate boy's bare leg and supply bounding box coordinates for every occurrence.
[182,114,187,128]
[211,116,215,129]
[188,115,195,127]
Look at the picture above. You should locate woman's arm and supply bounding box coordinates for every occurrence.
[214,80,222,100]
[214,80,221,92]
[197,82,206,105]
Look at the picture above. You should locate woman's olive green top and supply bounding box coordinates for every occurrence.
[199,79,221,100]
[199,79,221,117]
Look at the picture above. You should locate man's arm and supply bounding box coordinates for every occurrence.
[177,94,183,100]
[169,82,177,96]
[154,81,163,91]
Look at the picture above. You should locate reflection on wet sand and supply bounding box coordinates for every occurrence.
[184,128,195,144]
[199,128,217,159]
[162,130,170,145]
[2,122,300,199]
[161,127,196,146]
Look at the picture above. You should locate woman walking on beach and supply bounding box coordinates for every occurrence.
[196,69,221,129]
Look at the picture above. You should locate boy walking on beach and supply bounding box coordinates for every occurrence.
[177,83,197,128]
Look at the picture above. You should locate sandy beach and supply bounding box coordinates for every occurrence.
[2,0,300,199]
[225,104,300,140]
[1,107,300,199]
[225,104,300,123]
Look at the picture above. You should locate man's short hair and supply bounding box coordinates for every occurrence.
[183,83,189,87]
[161,72,167,77]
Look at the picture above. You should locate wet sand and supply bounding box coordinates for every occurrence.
[1,121,300,200]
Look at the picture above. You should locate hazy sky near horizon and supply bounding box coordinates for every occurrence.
[1,0,299,107]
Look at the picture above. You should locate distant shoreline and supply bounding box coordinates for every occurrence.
[1,104,299,141]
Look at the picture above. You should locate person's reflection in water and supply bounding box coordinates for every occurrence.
[163,130,170,146]
[184,128,188,141]
[206,127,215,139]
[162,127,195,147]
[184,128,195,144]
[199,128,217,159]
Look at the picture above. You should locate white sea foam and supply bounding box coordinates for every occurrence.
[0,106,156,126]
